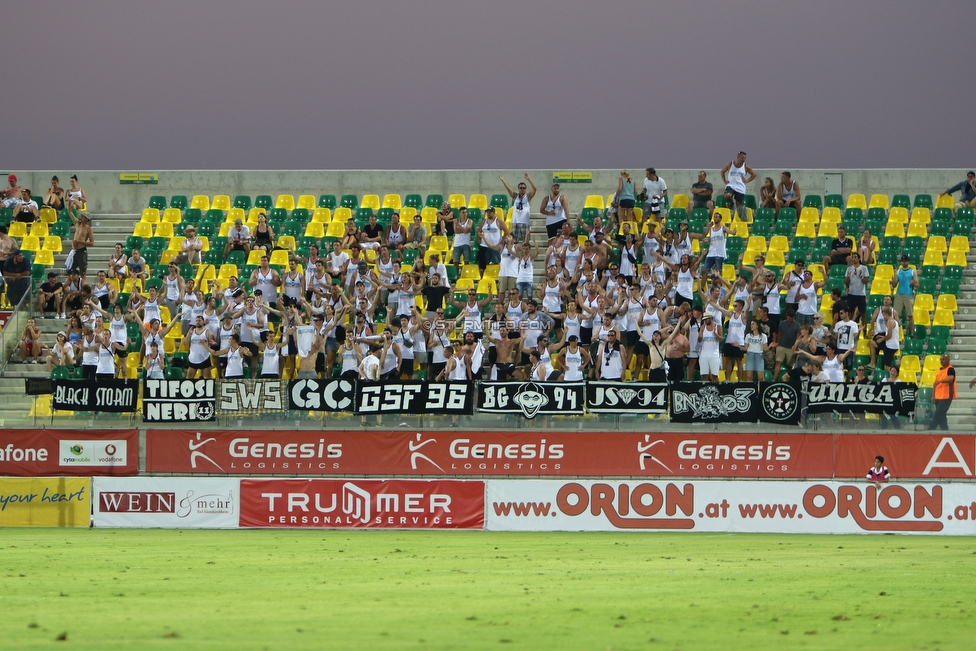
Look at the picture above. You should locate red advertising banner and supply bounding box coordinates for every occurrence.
[833,434,976,480]
[145,430,832,478]
[0,429,138,477]
[239,479,484,529]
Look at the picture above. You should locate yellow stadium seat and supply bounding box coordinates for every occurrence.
[670,194,689,210]
[218,222,231,237]
[247,207,266,223]
[196,264,216,283]
[35,250,54,266]
[360,194,381,210]
[922,249,944,267]
[39,207,58,224]
[913,305,931,328]
[868,194,889,210]
[910,207,931,224]
[167,236,184,251]
[794,221,816,239]
[218,264,238,279]
[926,236,947,253]
[887,207,909,224]
[907,221,928,238]
[163,208,182,224]
[584,195,605,210]
[884,221,906,238]
[461,265,482,280]
[42,236,62,252]
[810,263,826,283]
[133,222,153,238]
[869,278,890,295]
[7,222,27,237]
[276,236,295,251]
[455,278,475,291]
[899,354,921,374]
[190,195,210,211]
[275,195,296,211]
[326,221,346,238]
[949,235,970,254]
[468,194,488,210]
[154,222,174,238]
[19,235,40,252]
[923,355,942,373]
[141,208,160,223]
[476,278,497,295]
[483,264,500,279]
[846,194,867,210]
[247,249,265,265]
[765,249,786,267]
[400,207,417,220]
[448,194,466,209]
[304,222,325,238]
[799,207,820,223]
[331,207,351,223]
[123,278,143,293]
[821,207,842,223]
[29,222,48,238]
[159,250,177,265]
[197,236,210,252]
[946,250,968,267]
[212,195,231,211]
[855,338,871,355]
[730,217,749,235]
[936,194,955,210]
[768,235,790,252]
[297,195,316,211]
[936,294,957,313]
[712,207,731,223]
[421,207,439,223]
[225,208,245,224]
[818,221,838,238]
[747,235,767,252]
[873,264,894,282]
[933,309,954,327]
[312,208,332,223]
[898,368,918,383]
[270,249,290,266]
[429,235,449,252]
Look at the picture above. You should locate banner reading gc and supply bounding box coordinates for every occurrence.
[355,381,474,415]
[477,381,585,418]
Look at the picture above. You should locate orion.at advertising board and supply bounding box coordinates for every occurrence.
[486,480,976,535]
[0,430,138,477]
[145,430,830,478]
[239,479,484,529]
[92,477,238,528]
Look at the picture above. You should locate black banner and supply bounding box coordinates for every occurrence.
[25,378,53,395]
[585,381,668,414]
[143,379,216,422]
[287,379,356,412]
[355,381,474,415]
[806,382,916,415]
[758,381,802,425]
[217,379,286,415]
[477,381,585,418]
[670,382,758,423]
[52,379,138,412]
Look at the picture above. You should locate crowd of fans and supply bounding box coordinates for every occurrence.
[1,164,961,391]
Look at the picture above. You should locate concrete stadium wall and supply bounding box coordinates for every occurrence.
[2,168,971,215]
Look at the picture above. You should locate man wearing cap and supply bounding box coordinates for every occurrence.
[38,271,65,319]
[2,249,31,306]
[893,254,918,333]
[1,175,24,208]
[939,171,976,210]
[12,189,39,222]
[178,225,203,264]
[224,218,251,260]
[500,173,537,244]
[540,183,570,243]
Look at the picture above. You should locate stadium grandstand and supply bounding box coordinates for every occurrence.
[1,168,974,430]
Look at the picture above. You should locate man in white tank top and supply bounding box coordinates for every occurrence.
[500,173,537,244]
[720,151,757,221]
[540,183,570,244]
[776,171,802,213]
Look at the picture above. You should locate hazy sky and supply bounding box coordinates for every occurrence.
[5,1,973,170]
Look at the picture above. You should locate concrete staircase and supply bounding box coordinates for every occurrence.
[945,266,976,428]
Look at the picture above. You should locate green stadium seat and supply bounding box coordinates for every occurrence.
[913,194,933,210]
[126,235,144,250]
[149,196,167,211]
[291,208,310,223]
[316,195,336,210]
[877,250,899,266]
[866,207,886,223]
[891,194,910,210]
[778,207,798,223]
[197,223,215,238]
[825,194,844,210]
[204,249,223,265]
[940,278,960,296]
[920,265,941,282]
[425,194,444,209]
[802,195,823,211]
[403,194,423,210]
[926,338,947,355]
[268,208,289,224]
[233,196,252,211]
[903,338,924,357]
[490,194,510,211]
[955,207,975,228]
[170,195,188,211]
[714,195,727,208]
[182,208,202,224]
[933,207,953,222]
[773,220,795,237]
[943,265,964,282]
[880,236,901,252]
[930,221,951,238]
[226,250,245,267]
[745,195,757,211]
[340,194,359,209]
[253,195,272,210]
[145,277,162,291]
[205,209,224,223]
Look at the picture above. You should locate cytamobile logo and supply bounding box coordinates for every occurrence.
[59,440,127,466]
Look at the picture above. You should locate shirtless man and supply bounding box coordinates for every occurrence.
[68,213,94,274]
[491,324,523,381]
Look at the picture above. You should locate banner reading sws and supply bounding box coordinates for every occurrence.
[145,430,831,478]
[0,477,90,527]
[216,379,286,415]
[0,429,138,476]
[239,478,484,529]
[485,479,976,535]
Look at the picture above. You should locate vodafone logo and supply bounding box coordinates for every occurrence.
[105,444,117,456]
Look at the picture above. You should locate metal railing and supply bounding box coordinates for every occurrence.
[0,290,30,375]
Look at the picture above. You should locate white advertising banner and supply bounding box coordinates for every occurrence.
[486,480,976,535]
[92,477,240,529]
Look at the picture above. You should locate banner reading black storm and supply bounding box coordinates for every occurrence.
[477,381,585,418]
[52,379,138,413]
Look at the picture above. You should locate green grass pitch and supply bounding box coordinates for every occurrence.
[1,529,974,650]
